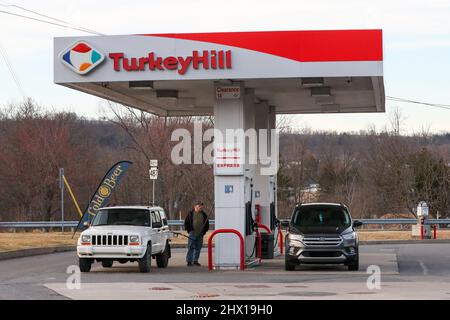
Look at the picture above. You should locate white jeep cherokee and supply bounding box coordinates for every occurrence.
[77,206,172,273]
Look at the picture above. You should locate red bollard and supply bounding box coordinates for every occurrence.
[278,227,283,255]
[208,229,245,271]
[256,228,262,259]
[433,225,437,239]
[420,224,424,240]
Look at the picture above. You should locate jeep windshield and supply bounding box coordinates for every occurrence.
[91,209,150,227]
[291,205,351,234]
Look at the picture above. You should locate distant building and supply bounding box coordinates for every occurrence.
[298,183,321,203]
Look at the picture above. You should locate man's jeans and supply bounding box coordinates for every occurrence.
[186,232,203,263]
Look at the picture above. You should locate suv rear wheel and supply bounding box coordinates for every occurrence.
[156,242,170,268]
[138,243,152,273]
[79,258,92,272]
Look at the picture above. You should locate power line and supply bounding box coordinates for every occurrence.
[0,2,448,114]
[0,2,103,35]
[0,2,103,101]
[0,41,26,99]
[0,9,103,35]
[387,96,450,111]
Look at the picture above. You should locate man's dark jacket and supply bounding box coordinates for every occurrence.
[184,210,209,236]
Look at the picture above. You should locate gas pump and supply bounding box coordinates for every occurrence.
[245,177,255,236]
[243,171,259,263]
[269,175,277,231]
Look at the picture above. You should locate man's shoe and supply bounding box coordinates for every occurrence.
[193,262,201,266]
[187,262,193,266]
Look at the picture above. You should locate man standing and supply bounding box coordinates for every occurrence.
[184,201,209,266]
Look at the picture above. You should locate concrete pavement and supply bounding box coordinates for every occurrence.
[1,243,450,299]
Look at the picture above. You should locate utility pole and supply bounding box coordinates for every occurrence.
[59,168,64,233]
[152,180,155,206]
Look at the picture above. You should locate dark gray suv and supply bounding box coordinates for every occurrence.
[285,203,362,271]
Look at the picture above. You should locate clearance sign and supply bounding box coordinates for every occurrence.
[54,30,383,83]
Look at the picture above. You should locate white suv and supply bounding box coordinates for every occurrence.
[77,206,172,273]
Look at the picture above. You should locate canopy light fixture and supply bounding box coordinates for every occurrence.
[301,77,324,87]
[315,96,335,105]
[129,81,153,89]
[311,87,331,97]
[321,104,341,112]
[156,89,178,99]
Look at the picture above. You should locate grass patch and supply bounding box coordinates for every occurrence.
[0,231,78,252]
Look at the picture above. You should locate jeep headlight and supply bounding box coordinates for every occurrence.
[81,235,91,243]
[129,235,140,243]
[287,233,304,247]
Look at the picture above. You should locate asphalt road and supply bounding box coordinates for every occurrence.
[1,243,450,299]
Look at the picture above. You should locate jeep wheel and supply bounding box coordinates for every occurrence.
[138,243,152,273]
[285,257,296,271]
[348,255,359,271]
[102,260,113,268]
[156,242,170,268]
[79,258,92,272]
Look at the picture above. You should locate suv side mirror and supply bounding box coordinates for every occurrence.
[353,220,363,228]
[280,220,290,229]
[83,221,90,228]
[153,222,162,229]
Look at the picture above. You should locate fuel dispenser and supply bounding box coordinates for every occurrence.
[245,178,255,236]
[254,204,275,259]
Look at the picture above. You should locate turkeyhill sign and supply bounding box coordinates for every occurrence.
[108,50,232,75]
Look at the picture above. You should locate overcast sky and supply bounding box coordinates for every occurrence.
[1,0,449,133]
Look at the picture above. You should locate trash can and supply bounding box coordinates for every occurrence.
[260,233,274,259]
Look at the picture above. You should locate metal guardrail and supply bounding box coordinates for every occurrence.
[278,218,450,225]
[358,219,450,225]
[0,220,216,229]
[0,219,449,229]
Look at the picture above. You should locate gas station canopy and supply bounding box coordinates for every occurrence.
[54,29,384,116]
[54,29,385,268]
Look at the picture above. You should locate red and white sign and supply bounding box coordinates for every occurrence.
[214,143,244,175]
[54,29,383,83]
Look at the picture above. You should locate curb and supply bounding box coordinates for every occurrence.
[0,244,202,261]
[0,246,76,261]
[360,239,450,245]
[171,243,211,249]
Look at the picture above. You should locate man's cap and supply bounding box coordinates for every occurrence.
[195,200,204,206]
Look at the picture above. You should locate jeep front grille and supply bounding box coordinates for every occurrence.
[303,236,341,246]
[91,235,129,246]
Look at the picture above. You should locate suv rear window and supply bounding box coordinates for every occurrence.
[291,206,351,233]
